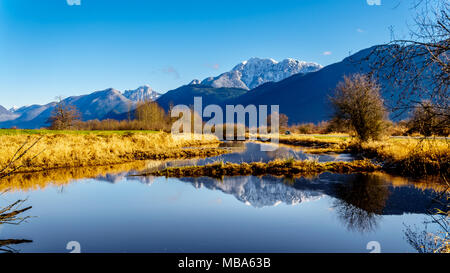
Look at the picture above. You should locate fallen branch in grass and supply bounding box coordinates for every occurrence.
[0,142,37,253]
[0,136,45,178]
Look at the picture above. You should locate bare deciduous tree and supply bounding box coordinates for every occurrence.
[47,97,81,130]
[408,100,450,136]
[369,0,449,133]
[135,100,169,130]
[330,74,388,141]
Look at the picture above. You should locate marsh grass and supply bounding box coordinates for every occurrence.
[346,138,450,177]
[0,129,160,136]
[0,132,226,173]
[272,134,449,178]
[142,158,381,178]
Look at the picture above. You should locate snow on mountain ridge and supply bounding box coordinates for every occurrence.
[0,105,20,122]
[181,176,323,208]
[192,57,322,90]
[122,85,161,102]
[9,106,20,112]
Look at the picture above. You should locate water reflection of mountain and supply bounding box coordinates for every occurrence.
[161,173,445,216]
[179,176,323,208]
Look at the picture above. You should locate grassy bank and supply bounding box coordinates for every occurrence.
[0,129,160,136]
[347,139,449,178]
[142,158,381,178]
[274,134,449,178]
[0,131,227,173]
[278,134,347,149]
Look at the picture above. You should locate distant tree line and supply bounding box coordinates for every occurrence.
[47,99,172,131]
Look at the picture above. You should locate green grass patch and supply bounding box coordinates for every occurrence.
[311,135,350,141]
[0,129,160,136]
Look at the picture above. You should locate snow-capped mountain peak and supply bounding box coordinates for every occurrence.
[237,57,277,68]
[190,57,322,90]
[122,85,161,102]
[189,79,202,85]
[9,106,20,112]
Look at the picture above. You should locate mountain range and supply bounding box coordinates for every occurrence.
[1,57,319,128]
[0,47,425,128]
[0,86,160,129]
[155,45,405,124]
[189,57,322,90]
[161,45,417,124]
[228,45,422,123]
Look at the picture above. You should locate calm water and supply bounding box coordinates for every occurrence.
[0,142,444,253]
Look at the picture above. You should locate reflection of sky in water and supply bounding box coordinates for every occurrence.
[0,170,443,253]
[194,142,355,164]
[154,142,354,172]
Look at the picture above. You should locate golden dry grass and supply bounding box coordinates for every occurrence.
[0,132,226,173]
[268,134,449,177]
[348,138,450,177]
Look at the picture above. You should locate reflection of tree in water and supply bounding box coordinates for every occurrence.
[332,174,390,233]
[0,196,33,253]
[404,182,449,253]
[0,239,33,253]
[404,224,448,253]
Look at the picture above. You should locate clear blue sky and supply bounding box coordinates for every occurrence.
[0,0,416,109]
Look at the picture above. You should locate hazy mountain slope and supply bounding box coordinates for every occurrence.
[0,103,57,127]
[0,105,9,115]
[0,105,19,122]
[63,88,135,121]
[156,85,247,111]
[0,88,135,129]
[106,85,246,121]
[9,104,55,122]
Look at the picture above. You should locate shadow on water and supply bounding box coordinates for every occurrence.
[331,174,388,233]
